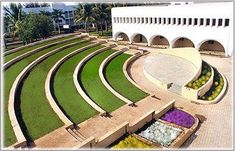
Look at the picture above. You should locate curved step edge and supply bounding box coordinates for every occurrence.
[99,48,134,105]
[45,41,106,128]
[123,52,150,94]
[73,44,116,115]
[7,39,91,148]
[4,33,80,56]
[4,35,88,70]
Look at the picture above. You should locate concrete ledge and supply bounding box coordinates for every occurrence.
[8,39,89,148]
[99,48,133,105]
[154,100,175,119]
[73,136,96,149]
[143,67,169,90]
[123,52,147,92]
[45,40,106,128]
[4,33,79,56]
[196,72,227,104]
[4,35,87,70]
[170,114,199,148]
[129,110,155,133]
[73,45,114,115]
[95,122,129,148]
[182,65,214,101]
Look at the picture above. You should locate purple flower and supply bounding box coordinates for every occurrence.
[160,108,195,128]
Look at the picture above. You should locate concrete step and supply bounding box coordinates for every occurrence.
[72,129,86,140]
[67,128,83,142]
[168,84,182,95]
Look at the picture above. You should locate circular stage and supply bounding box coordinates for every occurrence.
[143,54,198,86]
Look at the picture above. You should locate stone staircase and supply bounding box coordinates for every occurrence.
[168,83,182,95]
[67,128,86,142]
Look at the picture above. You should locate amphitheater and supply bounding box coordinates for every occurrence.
[2,32,232,149]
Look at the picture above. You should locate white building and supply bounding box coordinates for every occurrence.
[112,2,233,56]
[23,3,76,26]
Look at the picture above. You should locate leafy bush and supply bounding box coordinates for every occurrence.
[187,61,211,89]
[199,68,224,101]
[112,135,154,149]
[160,108,195,128]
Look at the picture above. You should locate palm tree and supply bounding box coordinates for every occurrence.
[74,4,95,33]
[51,9,65,34]
[4,3,23,40]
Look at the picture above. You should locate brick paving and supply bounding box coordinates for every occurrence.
[129,53,232,149]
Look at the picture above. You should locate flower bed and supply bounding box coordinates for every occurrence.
[112,135,155,149]
[199,68,224,101]
[138,120,182,147]
[160,108,195,128]
[186,61,211,89]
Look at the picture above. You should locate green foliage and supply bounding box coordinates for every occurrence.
[187,61,211,89]
[18,13,53,44]
[105,53,148,102]
[112,135,155,149]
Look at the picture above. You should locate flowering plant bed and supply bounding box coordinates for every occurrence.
[199,68,224,101]
[111,135,155,149]
[186,61,211,89]
[160,108,195,128]
[137,120,183,147]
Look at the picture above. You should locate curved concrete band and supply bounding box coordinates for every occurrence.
[99,48,134,105]
[123,52,150,94]
[4,33,79,56]
[45,40,107,128]
[4,35,87,70]
[73,44,116,115]
[8,38,89,148]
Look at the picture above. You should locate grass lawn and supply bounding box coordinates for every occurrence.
[79,50,125,113]
[3,38,83,147]
[104,53,148,102]
[19,40,91,142]
[4,35,74,63]
[54,45,104,124]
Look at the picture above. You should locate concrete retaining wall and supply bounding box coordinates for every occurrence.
[197,72,227,104]
[154,100,175,119]
[129,110,155,133]
[95,122,129,148]
[8,39,90,148]
[99,48,133,105]
[4,33,79,56]
[4,35,87,70]
[73,43,114,115]
[123,52,148,92]
[45,40,101,128]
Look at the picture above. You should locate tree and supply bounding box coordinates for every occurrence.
[74,4,95,33]
[18,13,53,44]
[51,9,65,34]
[3,3,24,40]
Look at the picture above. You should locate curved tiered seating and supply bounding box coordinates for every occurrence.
[101,50,148,104]
[6,37,90,147]
[74,49,125,113]
[4,35,81,70]
[46,40,107,125]
[4,34,76,62]
[4,37,87,147]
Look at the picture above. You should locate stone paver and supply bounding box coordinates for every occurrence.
[129,52,232,149]
[144,54,197,85]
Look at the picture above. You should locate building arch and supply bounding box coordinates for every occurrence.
[172,37,195,48]
[113,32,130,41]
[130,33,148,44]
[198,39,225,54]
[149,35,170,48]
[114,32,130,42]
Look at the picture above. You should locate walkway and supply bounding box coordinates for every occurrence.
[129,52,232,149]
